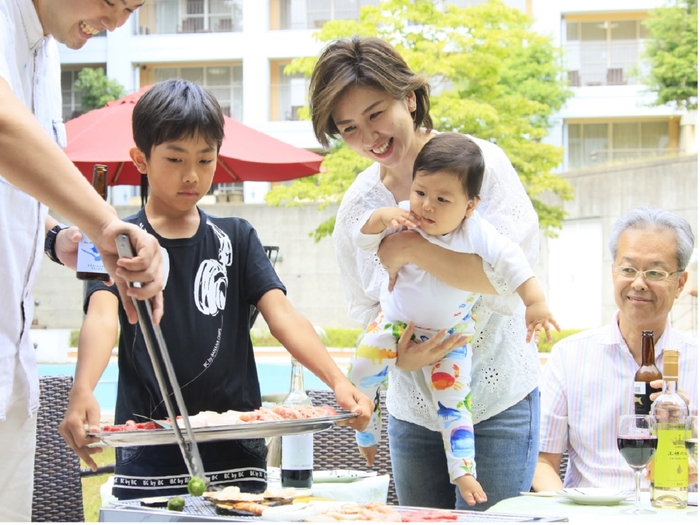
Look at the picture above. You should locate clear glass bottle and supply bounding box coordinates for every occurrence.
[280,358,313,488]
[650,349,688,509]
[634,330,662,415]
[76,164,110,282]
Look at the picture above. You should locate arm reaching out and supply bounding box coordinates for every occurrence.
[361,206,417,235]
[0,79,164,324]
[257,289,374,431]
[516,278,561,344]
[58,290,120,471]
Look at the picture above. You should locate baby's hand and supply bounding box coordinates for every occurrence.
[455,475,487,506]
[379,207,417,230]
[358,444,378,467]
[525,301,561,344]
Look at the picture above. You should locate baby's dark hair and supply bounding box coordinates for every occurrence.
[413,133,485,200]
[132,79,225,158]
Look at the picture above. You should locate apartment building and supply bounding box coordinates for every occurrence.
[533,0,693,172]
[58,0,538,204]
[59,0,692,202]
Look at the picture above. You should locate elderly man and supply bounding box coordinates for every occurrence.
[532,207,697,491]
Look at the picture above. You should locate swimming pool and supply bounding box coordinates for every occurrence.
[37,362,329,412]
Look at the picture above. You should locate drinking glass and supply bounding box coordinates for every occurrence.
[617,414,658,515]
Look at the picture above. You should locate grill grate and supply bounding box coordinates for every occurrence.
[110,498,565,522]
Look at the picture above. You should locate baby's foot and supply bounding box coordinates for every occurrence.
[455,475,487,506]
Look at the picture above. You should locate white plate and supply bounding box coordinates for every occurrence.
[557,488,633,506]
[312,470,377,483]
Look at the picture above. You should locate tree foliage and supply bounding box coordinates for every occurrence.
[640,0,698,110]
[267,0,573,238]
[73,67,126,113]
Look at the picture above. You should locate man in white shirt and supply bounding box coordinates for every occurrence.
[532,207,697,491]
[0,1,163,520]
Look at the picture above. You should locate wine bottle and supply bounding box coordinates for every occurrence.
[280,358,313,488]
[650,349,688,509]
[633,330,662,415]
[76,164,110,282]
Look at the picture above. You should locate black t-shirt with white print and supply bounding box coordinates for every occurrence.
[86,207,285,499]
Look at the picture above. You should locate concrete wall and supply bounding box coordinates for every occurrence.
[32,154,697,333]
[33,201,355,331]
[537,154,698,330]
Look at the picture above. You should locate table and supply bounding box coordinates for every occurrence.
[488,492,697,524]
[99,475,391,522]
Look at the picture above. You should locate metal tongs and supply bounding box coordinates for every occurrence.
[115,234,207,486]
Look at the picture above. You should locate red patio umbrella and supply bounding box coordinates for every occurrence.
[63,86,324,185]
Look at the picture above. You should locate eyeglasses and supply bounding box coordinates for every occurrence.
[613,266,681,282]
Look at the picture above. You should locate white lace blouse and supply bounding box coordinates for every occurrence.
[332,135,541,430]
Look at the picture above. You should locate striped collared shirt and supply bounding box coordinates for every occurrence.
[539,313,698,490]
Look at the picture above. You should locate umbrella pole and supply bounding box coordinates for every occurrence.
[216,158,240,182]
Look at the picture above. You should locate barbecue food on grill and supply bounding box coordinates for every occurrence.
[99,404,338,432]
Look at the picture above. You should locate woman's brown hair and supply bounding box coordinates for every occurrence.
[310,36,432,149]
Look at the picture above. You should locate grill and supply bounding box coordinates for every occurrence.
[101,497,567,522]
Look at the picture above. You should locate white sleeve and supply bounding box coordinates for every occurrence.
[332,166,390,327]
[539,344,571,454]
[352,209,391,254]
[0,9,13,86]
[470,214,535,294]
[471,136,540,266]
[468,137,539,315]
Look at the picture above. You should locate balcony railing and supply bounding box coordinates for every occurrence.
[136,0,243,35]
[563,41,647,87]
[274,0,379,30]
[589,148,681,165]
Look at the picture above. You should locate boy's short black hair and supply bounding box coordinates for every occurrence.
[413,133,485,200]
[132,79,225,158]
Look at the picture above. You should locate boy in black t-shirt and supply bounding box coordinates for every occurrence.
[58,79,372,499]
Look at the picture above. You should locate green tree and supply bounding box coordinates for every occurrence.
[73,67,126,113]
[640,0,698,110]
[267,0,573,239]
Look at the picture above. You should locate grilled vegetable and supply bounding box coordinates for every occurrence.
[188,476,206,497]
[167,496,185,512]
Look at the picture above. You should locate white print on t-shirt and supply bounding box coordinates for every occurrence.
[194,221,232,316]
[209,219,233,266]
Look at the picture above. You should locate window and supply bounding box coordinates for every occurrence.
[154,64,243,121]
[440,0,526,10]
[270,63,310,121]
[564,17,649,87]
[275,0,379,30]
[61,67,107,122]
[138,0,242,35]
[567,120,678,169]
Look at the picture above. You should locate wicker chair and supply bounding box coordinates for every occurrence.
[32,375,85,521]
[308,389,398,505]
[558,452,570,482]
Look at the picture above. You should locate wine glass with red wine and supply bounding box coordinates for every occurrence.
[618,414,657,515]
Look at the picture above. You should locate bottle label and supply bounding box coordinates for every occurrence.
[634,382,659,415]
[281,434,313,470]
[77,234,108,275]
[654,424,688,489]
